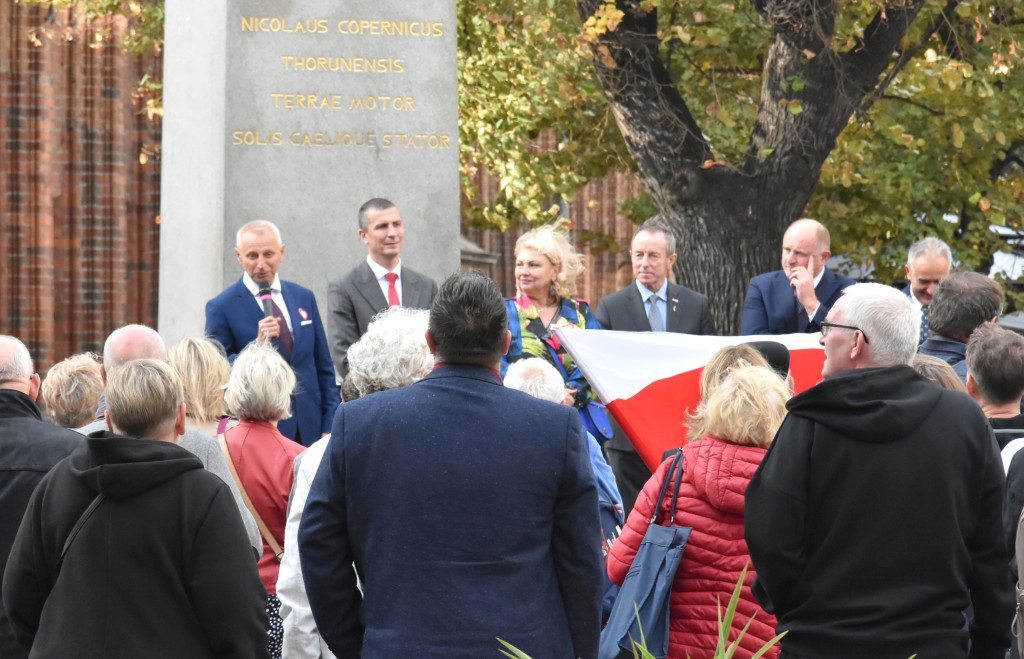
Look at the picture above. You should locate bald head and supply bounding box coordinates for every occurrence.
[781,218,831,279]
[0,335,40,399]
[102,325,167,374]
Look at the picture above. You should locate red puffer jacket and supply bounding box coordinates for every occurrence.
[607,436,779,659]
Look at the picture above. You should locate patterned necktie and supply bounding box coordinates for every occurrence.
[271,300,293,356]
[920,305,929,344]
[385,272,400,307]
[647,296,664,332]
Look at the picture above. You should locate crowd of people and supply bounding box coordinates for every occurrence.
[0,209,1021,659]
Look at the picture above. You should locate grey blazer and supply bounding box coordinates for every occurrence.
[327,261,438,379]
[595,280,716,335]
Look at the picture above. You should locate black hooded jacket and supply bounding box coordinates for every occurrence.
[746,365,1014,659]
[2,431,269,658]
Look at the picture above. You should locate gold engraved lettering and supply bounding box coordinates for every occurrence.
[377,133,452,148]
[232,130,283,146]
[279,56,405,73]
[241,17,330,33]
[335,20,444,37]
[348,96,416,111]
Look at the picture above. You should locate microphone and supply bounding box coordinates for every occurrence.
[258,281,274,318]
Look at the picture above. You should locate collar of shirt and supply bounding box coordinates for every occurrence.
[812,267,825,289]
[907,288,924,311]
[635,278,669,303]
[366,255,402,281]
[367,255,402,305]
[241,272,292,332]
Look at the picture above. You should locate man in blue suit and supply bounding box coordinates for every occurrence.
[299,271,603,659]
[205,220,339,445]
[741,218,856,335]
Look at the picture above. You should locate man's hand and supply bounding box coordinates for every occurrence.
[257,316,282,344]
[788,266,820,317]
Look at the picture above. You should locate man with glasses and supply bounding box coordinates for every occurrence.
[741,218,855,335]
[745,283,1013,659]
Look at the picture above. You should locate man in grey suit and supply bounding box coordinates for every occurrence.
[328,198,438,380]
[75,324,261,556]
[595,216,716,515]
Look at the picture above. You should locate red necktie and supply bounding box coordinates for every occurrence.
[385,272,400,306]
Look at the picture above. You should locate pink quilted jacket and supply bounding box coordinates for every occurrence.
[607,436,779,659]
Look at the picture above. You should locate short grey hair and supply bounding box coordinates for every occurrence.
[357,198,397,231]
[235,220,283,247]
[840,283,919,367]
[907,236,952,270]
[40,353,104,428]
[633,216,676,257]
[504,358,565,404]
[0,336,33,383]
[102,324,167,370]
[348,307,432,398]
[224,342,296,422]
[106,359,183,439]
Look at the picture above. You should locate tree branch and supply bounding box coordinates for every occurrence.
[854,0,958,116]
[878,93,943,115]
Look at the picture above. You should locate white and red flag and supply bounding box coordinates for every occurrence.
[555,329,826,470]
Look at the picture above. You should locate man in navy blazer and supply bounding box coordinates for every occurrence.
[205,220,339,445]
[300,271,603,659]
[741,218,856,335]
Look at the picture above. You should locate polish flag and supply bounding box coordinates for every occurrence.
[555,329,826,470]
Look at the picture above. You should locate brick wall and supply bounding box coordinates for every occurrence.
[1,4,162,372]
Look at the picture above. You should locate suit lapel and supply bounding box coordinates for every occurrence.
[353,262,389,310]
[625,285,650,332]
[280,281,304,353]
[664,283,681,333]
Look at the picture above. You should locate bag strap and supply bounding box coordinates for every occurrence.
[217,432,284,561]
[56,492,106,575]
[652,450,685,526]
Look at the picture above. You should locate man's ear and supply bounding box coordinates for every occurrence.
[425,329,437,356]
[27,373,41,401]
[966,372,980,399]
[104,410,114,433]
[501,329,512,356]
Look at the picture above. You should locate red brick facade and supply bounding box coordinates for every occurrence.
[3,3,645,373]
[1,4,162,371]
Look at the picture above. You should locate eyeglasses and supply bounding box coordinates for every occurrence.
[820,322,870,344]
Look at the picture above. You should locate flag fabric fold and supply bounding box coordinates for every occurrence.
[555,329,825,470]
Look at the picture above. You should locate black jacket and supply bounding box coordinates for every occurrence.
[0,390,81,659]
[2,431,269,658]
[746,365,1014,659]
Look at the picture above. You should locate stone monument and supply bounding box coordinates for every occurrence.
[159,1,459,345]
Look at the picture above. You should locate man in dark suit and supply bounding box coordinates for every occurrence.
[327,198,438,380]
[741,218,856,335]
[300,271,603,659]
[205,220,339,446]
[596,216,715,515]
[902,236,952,345]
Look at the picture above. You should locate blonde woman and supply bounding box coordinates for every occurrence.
[501,224,601,413]
[608,363,789,659]
[168,337,236,436]
[39,353,103,428]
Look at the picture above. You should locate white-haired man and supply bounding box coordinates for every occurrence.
[206,220,340,445]
[0,337,82,659]
[745,283,1013,659]
[903,236,952,345]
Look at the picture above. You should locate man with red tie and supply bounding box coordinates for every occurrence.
[327,198,438,380]
[205,220,339,446]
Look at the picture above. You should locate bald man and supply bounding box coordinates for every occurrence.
[741,219,856,335]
